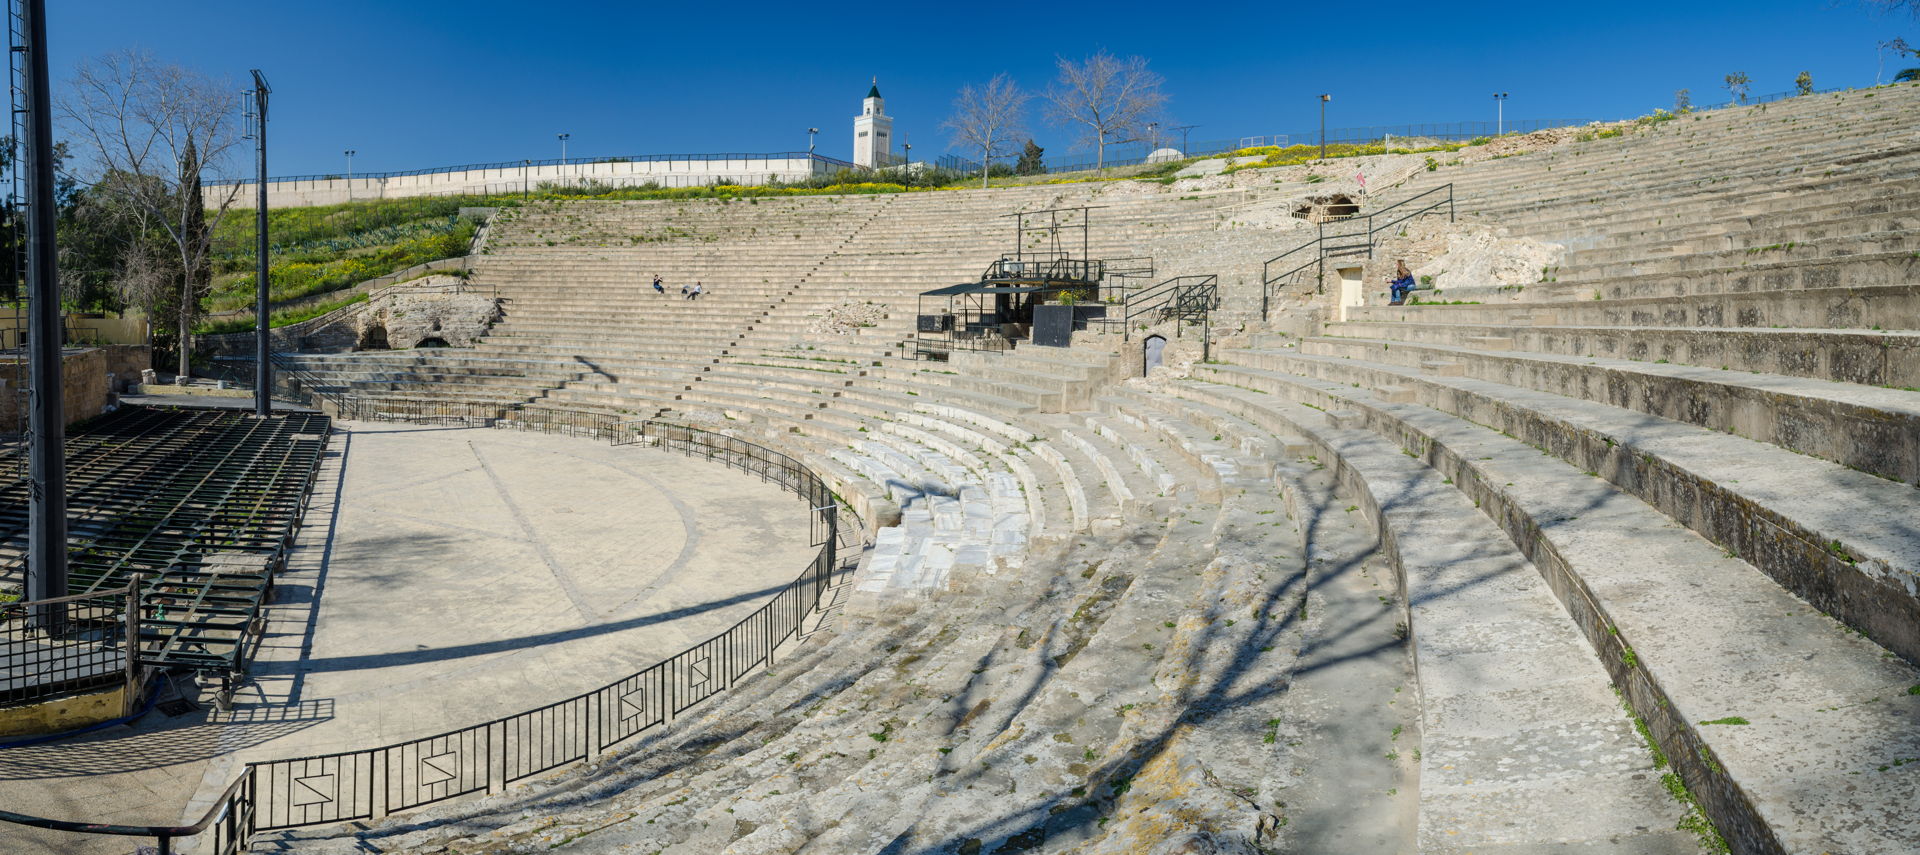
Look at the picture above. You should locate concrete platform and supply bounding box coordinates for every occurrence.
[0,421,816,854]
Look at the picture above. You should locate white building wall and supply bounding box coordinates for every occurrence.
[211,155,848,209]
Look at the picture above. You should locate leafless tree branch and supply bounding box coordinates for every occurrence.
[59,49,245,376]
[943,74,1029,188]
[1042,51,1168,171]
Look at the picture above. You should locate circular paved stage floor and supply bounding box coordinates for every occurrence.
[0,422,816,853]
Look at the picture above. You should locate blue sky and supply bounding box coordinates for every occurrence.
[48,0,1918,177]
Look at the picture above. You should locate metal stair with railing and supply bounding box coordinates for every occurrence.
[1260,183,1454,319]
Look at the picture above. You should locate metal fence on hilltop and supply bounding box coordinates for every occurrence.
[936,118,1590,177]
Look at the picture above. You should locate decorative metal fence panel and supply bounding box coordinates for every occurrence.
[593,661,670,752]
[385,726,490,812]
[251,751,376,830]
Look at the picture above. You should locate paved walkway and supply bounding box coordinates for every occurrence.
[0,422,815,854]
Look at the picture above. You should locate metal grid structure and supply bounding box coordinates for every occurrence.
[0,405,330,690]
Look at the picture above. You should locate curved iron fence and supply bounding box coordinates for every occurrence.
[0,418,848,855]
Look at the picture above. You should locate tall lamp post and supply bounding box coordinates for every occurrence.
[557,133,571,186]
[902,140,912,173]
[1318,94,1332,160]
[21,0,67,615]
[344,149,355,202]
[1146,121,1160,151]
[807,127,819,156]
[251,70,272,419]
[1493,92,1509,137]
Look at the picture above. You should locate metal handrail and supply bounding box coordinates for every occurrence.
[1108,274,1219,338]
[0,764,253,855]
[1260,185,1454,320]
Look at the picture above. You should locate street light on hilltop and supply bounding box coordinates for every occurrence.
[344,149,355,202]
[558,132,570,164]
[1146,121,1160,151]
[807,127,819,157]
[1493,92,1509,137]
[1318,94,1332,160]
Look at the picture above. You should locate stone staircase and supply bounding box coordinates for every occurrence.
[255,85,1920,854]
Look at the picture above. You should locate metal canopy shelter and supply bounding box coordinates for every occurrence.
[910,205,1135,360]
[913,283,1047,359]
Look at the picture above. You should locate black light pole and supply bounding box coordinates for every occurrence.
[1318,94,1332,160]
[21,0,67,616]
[251,70,272,418]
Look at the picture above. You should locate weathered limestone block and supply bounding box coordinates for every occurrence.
[358,290,500,350]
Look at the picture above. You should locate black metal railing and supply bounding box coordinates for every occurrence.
[1093,274,1219,339]
[941,120,1589,175]
[982,256,1104,284]
[1260,184,1455,320]
[0,584,137,707]
[0,417,848,855]
[339,397,620,440]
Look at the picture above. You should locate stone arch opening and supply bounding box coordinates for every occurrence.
[414,336,451,349]
[1292,193,1361,223]
[357,323,389,351]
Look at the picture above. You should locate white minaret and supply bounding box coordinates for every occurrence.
[853,77,891,168]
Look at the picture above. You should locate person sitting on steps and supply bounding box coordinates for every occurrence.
[1388,260,1416,306]
[652,274,665,295]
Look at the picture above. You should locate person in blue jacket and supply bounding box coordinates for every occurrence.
[1388,260,1416,305]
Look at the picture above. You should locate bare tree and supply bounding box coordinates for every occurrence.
[943,74,1029,188]
[113,238,178,336]
[1043,52,1168,171]
[1723,71,1752,104]
[60,50,245,378]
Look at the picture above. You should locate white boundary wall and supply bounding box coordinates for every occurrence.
[211,154,849,209]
